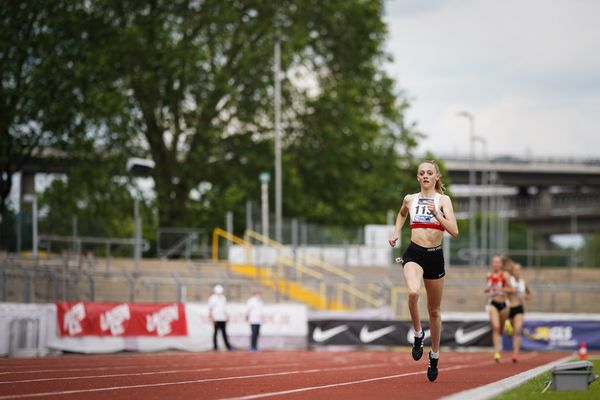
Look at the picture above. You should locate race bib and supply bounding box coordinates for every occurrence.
[414,198,435,223]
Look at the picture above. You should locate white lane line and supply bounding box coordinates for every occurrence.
[0,352,486,376]
[0,366,141,375]
[0,353,316,370]
[0,368,210,385]
[0,352,374,373]
[0,363,304,385]
[0,363,389,399]
[0,360,302,376]
[218,362,483,400]
[440,355,574,400]
[0,353,311,371]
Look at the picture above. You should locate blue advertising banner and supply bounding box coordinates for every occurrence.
[503,320,600,351]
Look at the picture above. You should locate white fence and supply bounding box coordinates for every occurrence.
[0,302,307,356]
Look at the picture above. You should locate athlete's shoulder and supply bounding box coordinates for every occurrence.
[403,193,416,203]
[440,193,453,202]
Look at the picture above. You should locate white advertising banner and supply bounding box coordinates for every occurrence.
[229,245,392,267]
[0,302,308,356]
[184,302,308,351]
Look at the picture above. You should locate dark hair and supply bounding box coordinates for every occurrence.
[418,160,446,194]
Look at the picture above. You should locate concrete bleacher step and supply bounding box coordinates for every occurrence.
[70,262,600,312]
[99,259,284,304]
[4,254,600,312]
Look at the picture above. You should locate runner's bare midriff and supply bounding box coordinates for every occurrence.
[411,228,444,248]
[491,294,505,303]
[509,297,523,307]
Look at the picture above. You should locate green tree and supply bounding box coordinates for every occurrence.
[73,0,419,230]
[0,1,64,247]
[39,157,157,256]
[583,234,600,268]
[0,1,130,248]
[5,0,422,241]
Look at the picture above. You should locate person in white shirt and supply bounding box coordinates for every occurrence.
[208,284,232,351]
[246,290,264,351]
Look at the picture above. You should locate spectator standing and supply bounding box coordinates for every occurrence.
[246,290,264,351]
[208,284,232,351]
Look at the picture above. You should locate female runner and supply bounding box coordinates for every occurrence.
[389,160,459,382]
[484,256,513,362]
[507,262,531,362]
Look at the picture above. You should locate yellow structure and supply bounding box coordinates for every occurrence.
[212,227,381,311]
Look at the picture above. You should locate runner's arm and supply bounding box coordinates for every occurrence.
[389,194,411,246]
[435,195,459,237]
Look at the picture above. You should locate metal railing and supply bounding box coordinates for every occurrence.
[157,228,210,260]
[212,228,382,310]
[0,257,268,304]
[38,234,149,273]
[244,229,354,282]
[4,253,598,314]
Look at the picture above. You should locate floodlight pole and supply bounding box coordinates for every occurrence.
[475,136,488,264]
[24,194,38,258]
[126,158,155,275]
[259,172,270,240]
[274,38,283,243]
[458,111,477,267]
[134,197,141,272]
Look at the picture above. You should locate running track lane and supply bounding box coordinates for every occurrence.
[0,351,570,400]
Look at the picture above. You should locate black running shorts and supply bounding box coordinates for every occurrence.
[509,305,524,318]
[489,300,507,312]
[400,241,445,280]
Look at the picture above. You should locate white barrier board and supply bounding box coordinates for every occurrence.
[0,302,307,356]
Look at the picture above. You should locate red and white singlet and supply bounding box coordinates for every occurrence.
[409,193,444,231]
[487,272,506,297]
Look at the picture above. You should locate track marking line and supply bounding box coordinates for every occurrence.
[0,362,305,385]
[0,363,389,399]
[0,360,304,376]
[440,355,573,400]
[218,354,543,400]
[0,352,314,371]
[218,362,483,400]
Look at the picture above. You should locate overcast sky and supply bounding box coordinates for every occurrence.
[383,0,600,159]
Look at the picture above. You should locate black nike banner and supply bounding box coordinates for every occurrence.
[308,319,493,347]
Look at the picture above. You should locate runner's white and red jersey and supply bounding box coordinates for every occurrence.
[487,272,506,297]
[409,193,444,231]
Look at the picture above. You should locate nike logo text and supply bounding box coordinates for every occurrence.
[359,325,396,343]
[312,325,348,342]
[454,325,492,344]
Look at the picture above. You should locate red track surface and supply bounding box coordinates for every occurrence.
[0,350,570,400]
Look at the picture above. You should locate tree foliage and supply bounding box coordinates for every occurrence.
[0,1,132,247]
[4,0,421,245]
[582,234,600,268]
[0,1,71,244]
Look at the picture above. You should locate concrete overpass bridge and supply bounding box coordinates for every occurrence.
[443,156,600,187]
[442,155,600,237]
[454,192,600,235]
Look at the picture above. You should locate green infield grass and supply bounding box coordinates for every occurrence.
[495,358,600,400]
